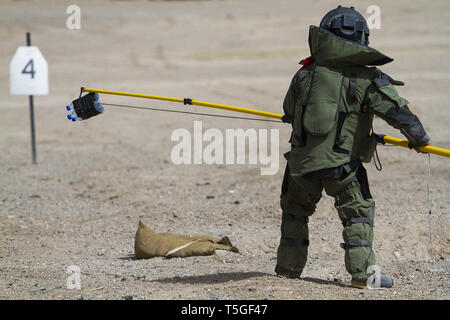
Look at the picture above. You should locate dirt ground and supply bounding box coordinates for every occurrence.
[0,0,448,300]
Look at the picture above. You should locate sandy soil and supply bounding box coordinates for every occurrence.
[0,0,448,300]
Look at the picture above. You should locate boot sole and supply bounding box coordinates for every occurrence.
[351,280,393,289]
[351,280,368,289]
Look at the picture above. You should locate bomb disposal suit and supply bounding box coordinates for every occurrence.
[275,6,430,288]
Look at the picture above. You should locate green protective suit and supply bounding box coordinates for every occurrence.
[276,26,430,279]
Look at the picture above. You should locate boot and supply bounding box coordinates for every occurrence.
[275,265,302,279]
[351,274,393,289]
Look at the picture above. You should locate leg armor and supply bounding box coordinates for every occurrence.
[276,165,322,278]
[329,165,376,279]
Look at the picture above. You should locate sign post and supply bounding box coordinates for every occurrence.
[10,32,48,164]
[27,33,37,164]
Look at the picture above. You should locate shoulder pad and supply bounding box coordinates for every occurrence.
[293,68,311,85]
[385,74,405,86]
[371,71,409,109]
[373,74,391,88]
[297,70,309,81]
[373,71,405,87]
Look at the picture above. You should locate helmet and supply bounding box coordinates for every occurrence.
[319,5,370,46]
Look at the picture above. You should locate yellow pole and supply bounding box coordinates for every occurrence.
[382,135,450,158]
[81,87,450,159]
[82,88,283,120]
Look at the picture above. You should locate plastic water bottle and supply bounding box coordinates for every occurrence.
[65,103,82,121]
[92,93,104,114]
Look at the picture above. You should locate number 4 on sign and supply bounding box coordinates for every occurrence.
[22,59,35,79]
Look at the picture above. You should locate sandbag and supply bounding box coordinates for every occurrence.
[134,221,239,259]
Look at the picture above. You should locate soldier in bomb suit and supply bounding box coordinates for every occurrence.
[276,5,430,288]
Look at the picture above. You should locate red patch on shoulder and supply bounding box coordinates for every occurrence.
[300,56,314,70]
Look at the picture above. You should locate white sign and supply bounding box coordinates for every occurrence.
[10,46,48,95]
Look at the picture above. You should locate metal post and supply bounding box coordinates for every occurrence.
[27,32,37,164]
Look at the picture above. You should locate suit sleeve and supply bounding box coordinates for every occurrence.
[366,74,430,147]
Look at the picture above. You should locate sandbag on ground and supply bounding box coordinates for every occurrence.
[134,221,239,259]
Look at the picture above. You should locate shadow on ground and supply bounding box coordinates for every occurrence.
[151,272,350,289]
[152,271,272,284]
[118,254,138,261]
[300,277,349,288]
